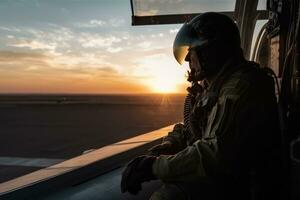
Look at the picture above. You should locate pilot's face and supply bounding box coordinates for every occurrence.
[185,49,203,81]
[189,49,201,73]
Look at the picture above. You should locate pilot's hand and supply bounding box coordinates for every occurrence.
[121,155,157,195]
[148,141,176,156]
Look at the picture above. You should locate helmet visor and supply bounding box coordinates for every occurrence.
[173,23,208,65]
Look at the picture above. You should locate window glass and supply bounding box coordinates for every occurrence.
[132,0,236,16]
[0,0,186,183]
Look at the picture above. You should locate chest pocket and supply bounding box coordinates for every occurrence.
[203,95,240,140]
[190,92,217,135]
[203,103,219,139]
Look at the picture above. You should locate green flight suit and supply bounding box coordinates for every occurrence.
[150,61,282,200]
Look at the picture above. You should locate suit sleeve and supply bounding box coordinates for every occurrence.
[162,123,187,151]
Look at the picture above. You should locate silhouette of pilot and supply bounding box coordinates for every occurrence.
[121,12,283,200]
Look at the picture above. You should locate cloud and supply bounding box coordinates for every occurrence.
[78,33,121,48]
[135,34,146,41]
[136,41,166,52]
[44,52,98,68]
[0,54,130,94]
[151,33,164,38]
[4,26,74,56]
[0,26,21,32]
[137,41,152,49]
[90,19,106,26]
[0,51,47,61]
[74,18,125,28]
[0,51,125,94]
[25,66,39,71]
[74,20,106,28]
[139,47,170,56]
[29,25,74,43]
[169,28,179,34]
[0,51,49,71]
[107,47,123,53]
[109,18,125,27]
[0,50,120,76]
[0,50,119,74]
[9,39,57,51]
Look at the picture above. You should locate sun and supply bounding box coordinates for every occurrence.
[134,53,188,94]
[149,76,178,93]
[144,65,186,93]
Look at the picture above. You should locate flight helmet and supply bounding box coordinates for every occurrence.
[173,12,242,80]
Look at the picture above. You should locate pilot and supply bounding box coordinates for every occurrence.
[121,12,283,200]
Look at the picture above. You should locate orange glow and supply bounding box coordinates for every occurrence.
[147,73,179,93]
[133,54,187,94]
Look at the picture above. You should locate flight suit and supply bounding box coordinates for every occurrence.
[150,61,282,200]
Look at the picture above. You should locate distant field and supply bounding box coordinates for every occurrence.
[0,94,186,183]
[0,94,185,105]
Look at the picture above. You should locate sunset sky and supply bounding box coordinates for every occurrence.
[0,0,265,94]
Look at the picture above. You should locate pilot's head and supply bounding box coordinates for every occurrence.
[173,12,242,81]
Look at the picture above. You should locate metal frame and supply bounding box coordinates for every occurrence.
[131,11,268,26]
[234,0,261,59]
[251,23,268,61]
[133,12,233,25]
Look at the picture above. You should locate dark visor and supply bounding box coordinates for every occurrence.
[173,23,208,65]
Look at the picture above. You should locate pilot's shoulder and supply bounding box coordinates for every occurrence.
[221,61,274,97]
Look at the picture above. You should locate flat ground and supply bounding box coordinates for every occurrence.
[0,94,185,183]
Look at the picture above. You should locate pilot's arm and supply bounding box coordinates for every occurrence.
[153,71,280,186]
[149,123,188,155]
[121,69,281,195]
[152,76,268,183]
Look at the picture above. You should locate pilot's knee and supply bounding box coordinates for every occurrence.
[149,184,187,200]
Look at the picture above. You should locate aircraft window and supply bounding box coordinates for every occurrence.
[0,0,186,184]
[257,0,267,10]
[131,0,236,16]
[250,20,268,60]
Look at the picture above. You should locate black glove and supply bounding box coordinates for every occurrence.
[148,141,177,156]
[121,155,157,195]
